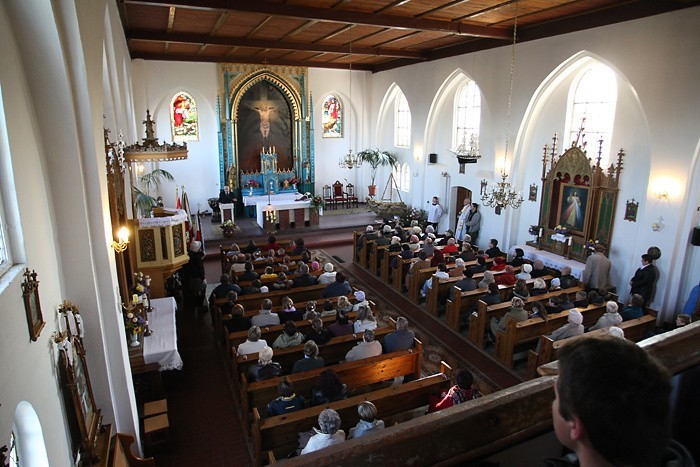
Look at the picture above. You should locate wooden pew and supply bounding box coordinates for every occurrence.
[110,433,155,466]
[233,327,395,388]
[467,286,583,349]
[525,314,657,379]
[408,257,495,304]
[277,323,700,466]
[369,242,390,276]
[252,363,450,466]
[235,283,328,311]
[381,251,400,284]
[241,341,423,427]
[392,256,413,292]
[444,274,547,331]
[495,303,608,368]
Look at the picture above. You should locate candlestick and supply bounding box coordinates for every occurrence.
[539,228,543,237]
[567,236,572,246]
[132,294,138,304]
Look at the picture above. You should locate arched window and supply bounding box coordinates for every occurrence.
[567,64,617,167]
[394,92,411,148]
[453,80,481,149]
[12,401,49,467]
[401,163,411,192]
[170,91,199,142]
[0,85,14,278]
[322,94,342,138]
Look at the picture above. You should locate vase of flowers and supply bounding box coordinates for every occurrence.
[309,195,325,214]
[554,225,570,236]
[246,179,260,196]
[220,220,236,238]
[124,310,147,346]
[287,177,300,190]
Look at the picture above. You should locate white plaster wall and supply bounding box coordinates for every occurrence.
[309,68,368,199]
[132,60,220,212]
[367,8,700,316]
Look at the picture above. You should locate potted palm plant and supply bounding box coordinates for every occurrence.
[356,148,398,197]
[134,168,174,217]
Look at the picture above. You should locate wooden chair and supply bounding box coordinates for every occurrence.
[345,183,359,207]
[332,180,348,209]
[322,185,334,210]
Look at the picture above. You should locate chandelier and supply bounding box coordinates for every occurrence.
[450,133,481,173]
[482,0,522,211]
[339,40,360,170]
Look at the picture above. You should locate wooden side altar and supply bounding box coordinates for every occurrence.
[528,135,624,263]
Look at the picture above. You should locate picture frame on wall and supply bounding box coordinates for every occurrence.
[21,268,45,342]
[557,184,591,235]
[624,198,639,222]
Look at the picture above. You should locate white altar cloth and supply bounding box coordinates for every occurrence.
[137,208,188,228]
[255,200,311,226]
[508,244,585,279]
[143,297,183,371]
[242,192,299,206]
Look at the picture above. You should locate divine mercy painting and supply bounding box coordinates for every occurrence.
[558,184,590,233]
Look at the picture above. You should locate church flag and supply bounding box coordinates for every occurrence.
[175,187,182,210]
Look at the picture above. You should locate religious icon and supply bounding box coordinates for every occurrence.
[170,91,199,142]
[529,184,538,202]
[624,198,639,222]
[322,94,342,138]
[557,185,589,234]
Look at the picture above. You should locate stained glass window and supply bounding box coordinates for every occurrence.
[170,91,199,142]
[322,94,342,138]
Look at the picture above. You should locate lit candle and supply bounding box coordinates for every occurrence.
[568,236,572,246]
[539,228,543,237]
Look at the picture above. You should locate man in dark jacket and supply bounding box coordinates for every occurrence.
[629,254,656,305]
[292,263,318,288]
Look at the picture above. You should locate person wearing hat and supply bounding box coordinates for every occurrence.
[516,263,532,280]
[490,256,507,272]
[352,290,369,311]
[318,262,337,284]
[408,234,421,252]
[388,236,402,252]
[589,301,623,330]
[489,297,528,339]
[548,310,584,342]
[549,277,562,292]
[376,225,392,246]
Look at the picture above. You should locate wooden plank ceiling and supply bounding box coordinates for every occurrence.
[118,0,700,72]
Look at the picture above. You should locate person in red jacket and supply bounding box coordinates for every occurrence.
[428,369,482,413]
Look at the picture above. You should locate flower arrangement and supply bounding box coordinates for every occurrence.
[287,177,300,185]
[309,195,325,212]
[123,310,147,335]
[554,225,570,236]
[131,272,151,298]
[246,179,260,188]
[528,225,542,236]
[584,239,601,251]
[222,220,235,228]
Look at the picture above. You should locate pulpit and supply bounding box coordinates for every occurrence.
[219,203,235,224]
[129,208,190,298]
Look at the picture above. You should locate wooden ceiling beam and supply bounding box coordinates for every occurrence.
[415,0,471,18]
[123,0,512,39]
[166,6,176,32]
[130,51,376,69]
[375,0,412,15]
[279,20,318,40]
[126,29,427,59]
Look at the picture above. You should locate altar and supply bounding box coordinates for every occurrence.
[508,244,585,279]
[143,297,183,371]
[254,199,317,229]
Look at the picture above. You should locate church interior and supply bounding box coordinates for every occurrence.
[1,0,700,465]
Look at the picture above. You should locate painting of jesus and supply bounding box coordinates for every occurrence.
[558,184,589,233]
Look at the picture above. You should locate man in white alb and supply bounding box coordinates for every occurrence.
[427,196,444,233]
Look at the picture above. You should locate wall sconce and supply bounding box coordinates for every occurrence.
[651,217,665,232]
[111,226,130,253]
[654,190,668,200]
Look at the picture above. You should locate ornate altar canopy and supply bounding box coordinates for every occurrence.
[529,134,625,262]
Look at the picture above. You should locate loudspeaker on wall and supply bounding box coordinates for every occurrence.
[691,227,700,246]
[429,153,437,164]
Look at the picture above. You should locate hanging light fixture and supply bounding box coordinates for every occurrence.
[482,1,523,211]
[339,40,360,169]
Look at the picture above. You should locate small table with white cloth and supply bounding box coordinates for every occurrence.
[143,297,183,371]
[508,244,585,279]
